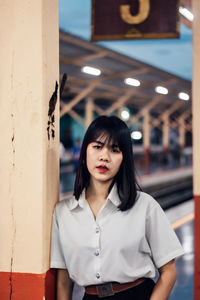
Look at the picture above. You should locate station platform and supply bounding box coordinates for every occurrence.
[167,200,194,300]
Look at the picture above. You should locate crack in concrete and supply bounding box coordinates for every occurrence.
[9,257,13,300]
[9,113,16,300]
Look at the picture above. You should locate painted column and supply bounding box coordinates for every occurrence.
[162,114,169,156]
[178,117,186,167]
[178,117,185,149]
[0,1,59,299]
[143,109,150,173]
[192,0,200,299]
[85,97,94,129]
[118,106,123,119]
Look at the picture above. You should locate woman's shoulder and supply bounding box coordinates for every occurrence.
[136,190,159,210]
[54,194,78,214]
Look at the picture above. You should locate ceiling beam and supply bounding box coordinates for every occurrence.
[60,83,97,117]
[60,51,108,64]
[104,91,134,115]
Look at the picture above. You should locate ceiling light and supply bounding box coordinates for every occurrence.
[178,92,190,101]
[124,78,140,87]
[155,86,168,95]
[121,109,130,121]
[179,7,194,22]
[81,66,101,76]
[131,131,142,140]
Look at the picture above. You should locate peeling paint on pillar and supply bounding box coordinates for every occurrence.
[47,73,67,140]
[47,81,58,141]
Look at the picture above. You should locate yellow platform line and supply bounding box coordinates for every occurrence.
[172,213,194,230]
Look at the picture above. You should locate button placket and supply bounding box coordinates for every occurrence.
[96,273,100,279]
[93,222,101,281]
[94,249,100,256]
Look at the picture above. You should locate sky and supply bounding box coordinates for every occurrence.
[59,0,192,81]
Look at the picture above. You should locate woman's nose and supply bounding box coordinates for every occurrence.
[99,148,110,162]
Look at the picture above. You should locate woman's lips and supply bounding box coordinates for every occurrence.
[96,166,109,173]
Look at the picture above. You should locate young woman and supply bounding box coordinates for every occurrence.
[51,116,184,300]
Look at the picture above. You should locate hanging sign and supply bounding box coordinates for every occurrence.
[91,0,180,41]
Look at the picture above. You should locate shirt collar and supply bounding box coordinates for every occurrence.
[66,183,121,211]
[64,195,79,210]
[78,189,88,209]
[65,190,87,211]
[107,183,121,207]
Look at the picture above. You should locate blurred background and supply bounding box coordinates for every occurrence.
[58,0,192,196]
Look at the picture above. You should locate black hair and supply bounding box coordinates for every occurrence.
[73,115,139,211]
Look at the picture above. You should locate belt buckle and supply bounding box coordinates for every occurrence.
[96,283,114,298]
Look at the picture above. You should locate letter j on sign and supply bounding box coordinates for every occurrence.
[91,0,180,41]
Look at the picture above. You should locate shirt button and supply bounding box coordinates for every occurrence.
[96,273,100,279]
[94,250,99,256]
[95,227,100,233]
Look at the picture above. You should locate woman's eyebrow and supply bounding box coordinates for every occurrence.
[93,140,104,145]
[93,140,119,148]
[111,143,120,148]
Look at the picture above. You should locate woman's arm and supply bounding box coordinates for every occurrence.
[150,260,176,300]
[57,269,74,300]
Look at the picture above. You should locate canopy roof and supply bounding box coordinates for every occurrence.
[59,30,191,129]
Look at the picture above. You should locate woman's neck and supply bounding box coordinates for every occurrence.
[86,179,112,202]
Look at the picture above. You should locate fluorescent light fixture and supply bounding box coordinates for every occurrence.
[155,86,168,95]
[81,66,101,76]
[131,131,142,140]
[179,6,194,22]
[121,110,130,121]
[124,78,140,87]
[178,92,190,101]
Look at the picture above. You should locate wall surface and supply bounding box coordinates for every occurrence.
[0,0,59,298]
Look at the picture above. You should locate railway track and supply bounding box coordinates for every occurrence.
[142,176,193,210]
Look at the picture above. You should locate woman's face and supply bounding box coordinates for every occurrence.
[86,135,123,185]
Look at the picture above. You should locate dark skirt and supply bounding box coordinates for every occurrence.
[82,278,155,300]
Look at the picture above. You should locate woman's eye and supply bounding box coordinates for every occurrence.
[93,145,101,149]
[112,148,120,153]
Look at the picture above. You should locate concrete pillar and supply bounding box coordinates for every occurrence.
[192,0,200,299]
[178,118,185,149]
[143,109,150,173]
[85,97,94,129]
[162,114,169,156]
[0,1,59,299]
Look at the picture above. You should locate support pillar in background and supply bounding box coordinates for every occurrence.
[85,97,94,129]
[118,106,123,119]
[162,114,169,156]
[0,1,59,299]
[178,117,186,149]
[178,117,186,167]
[143,109,150,173]
[192,0,200,299]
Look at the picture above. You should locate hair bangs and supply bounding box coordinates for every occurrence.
[89,129,121,149]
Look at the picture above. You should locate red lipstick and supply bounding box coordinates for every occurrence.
[96,165,109,173]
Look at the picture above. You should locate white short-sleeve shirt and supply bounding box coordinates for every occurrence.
[50,184,184,286]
